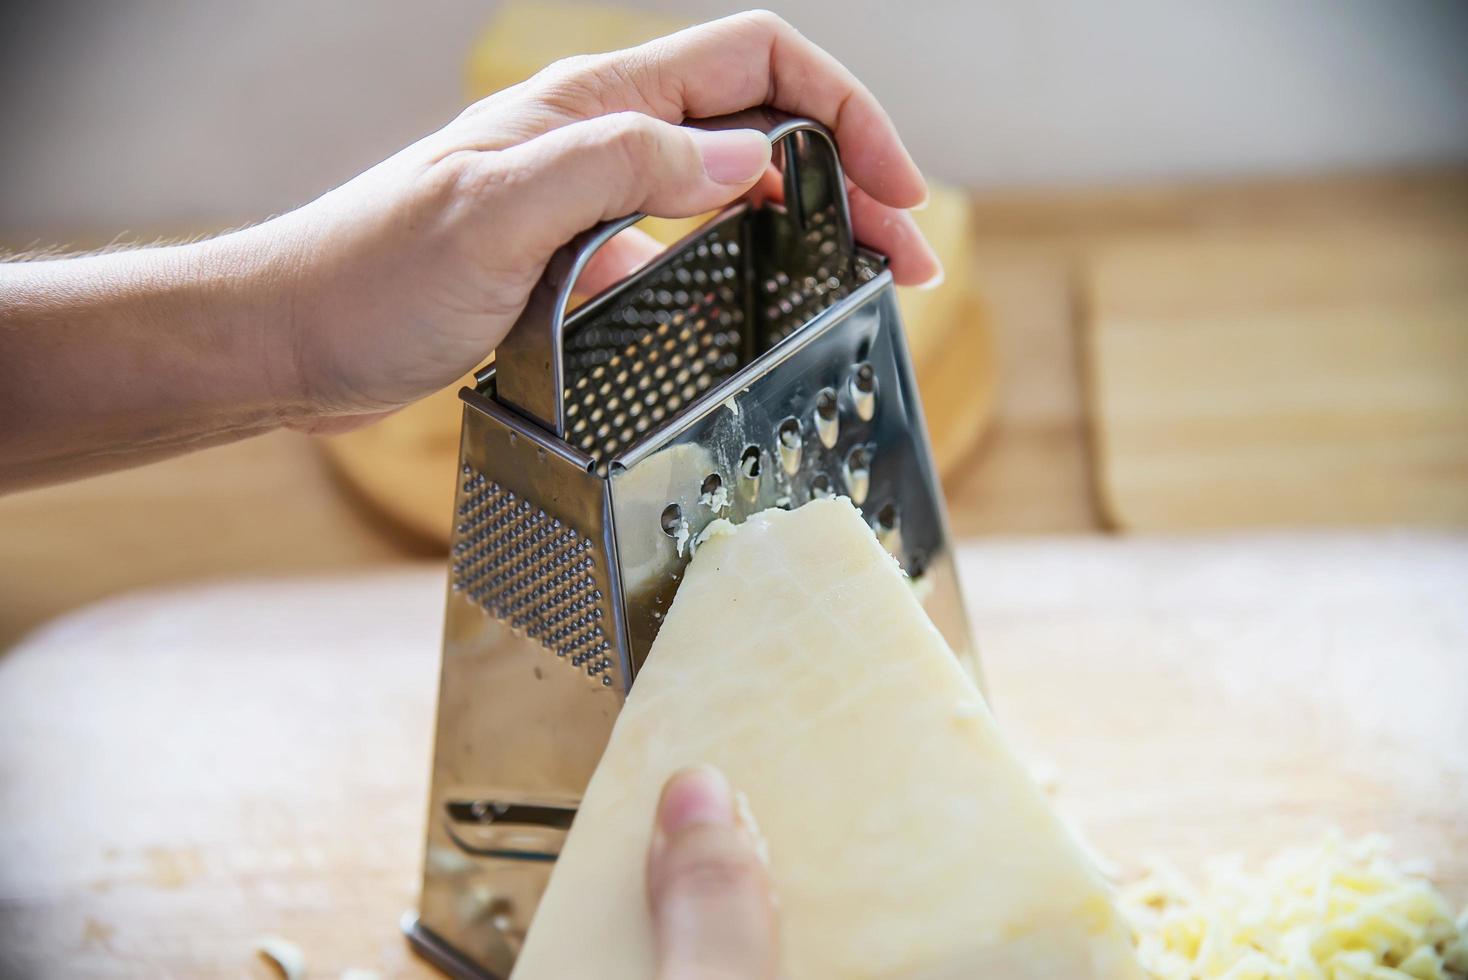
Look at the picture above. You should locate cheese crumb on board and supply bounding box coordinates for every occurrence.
[1120,832,1468,979]
[513,498,1142,979]
[254,936,305,980]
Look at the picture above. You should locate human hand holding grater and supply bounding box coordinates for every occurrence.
[0,10,936,489]
[0,11,940,979]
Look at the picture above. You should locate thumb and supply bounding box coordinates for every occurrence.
[648,766,778,980]
[483,111,771,258]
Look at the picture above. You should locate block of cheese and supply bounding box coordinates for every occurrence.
[512,498,1141,979]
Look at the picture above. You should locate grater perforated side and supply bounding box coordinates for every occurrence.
[559,200,868,469]
[449,465,613,679]
[561,213,748,464]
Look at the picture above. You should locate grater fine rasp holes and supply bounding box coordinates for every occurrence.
[450,466,616,685]
[762,204,852,347]
[561,208,877,470]
[564,227,746,465]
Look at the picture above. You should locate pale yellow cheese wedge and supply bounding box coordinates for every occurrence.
[513,498,1141,979]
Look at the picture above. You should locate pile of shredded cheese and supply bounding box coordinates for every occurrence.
[1119,833,1468,979]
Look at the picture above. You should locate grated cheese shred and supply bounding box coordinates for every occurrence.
[1119,833,1468,979]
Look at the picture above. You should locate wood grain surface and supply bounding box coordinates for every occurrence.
[0,431,432,652]
[962,168,1468,536]
[1083,229,1468,531]
[2,533,1464,978]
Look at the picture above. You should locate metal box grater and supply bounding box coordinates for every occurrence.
[404,109,977,979]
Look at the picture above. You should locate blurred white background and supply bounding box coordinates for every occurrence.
[1,0,1465,239]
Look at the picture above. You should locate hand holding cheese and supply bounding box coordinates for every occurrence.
[514,499,1142,979]
[648,766,778,980]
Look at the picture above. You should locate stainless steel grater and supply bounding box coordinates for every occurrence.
[404,109,977,979]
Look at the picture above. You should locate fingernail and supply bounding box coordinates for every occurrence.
[911,189,931,211]
[691,128,771,185]
[915,263,945,291]
[658,765,734,834]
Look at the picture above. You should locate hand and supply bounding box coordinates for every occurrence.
[265,9,939,429]
[0,11,937,488]
[648,766,777,980]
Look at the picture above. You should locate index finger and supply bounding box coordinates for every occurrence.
[644,12,926,208]
[504,11,928,210]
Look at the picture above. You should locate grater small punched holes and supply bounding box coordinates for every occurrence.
[405,109,977,979]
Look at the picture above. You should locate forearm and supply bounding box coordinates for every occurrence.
[0,225,307,491]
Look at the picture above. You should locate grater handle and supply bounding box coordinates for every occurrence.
[490,109,853,438]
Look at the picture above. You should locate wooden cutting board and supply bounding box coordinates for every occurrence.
[1,532,1463,977]
[1083,229,1468,531]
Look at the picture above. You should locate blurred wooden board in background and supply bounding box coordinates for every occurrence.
[1083,230,1468,530]
[466,0,680,97]
[0,431,425,651]
[957,168,1468,536]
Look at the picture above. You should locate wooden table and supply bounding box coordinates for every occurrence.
[2,532,1463,978]
[0,431,428,653]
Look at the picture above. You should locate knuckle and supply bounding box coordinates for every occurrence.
[600,111,662,163]
[455,88,504,120]
[424,149,518,224]
[423,149,478,199]
[662,832,765,898]
[573,111,676,219]
[539,52,597,82]
[525,53,608,115]
[737,8,791,35]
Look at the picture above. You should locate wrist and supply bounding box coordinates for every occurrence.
[182,219,318,429]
